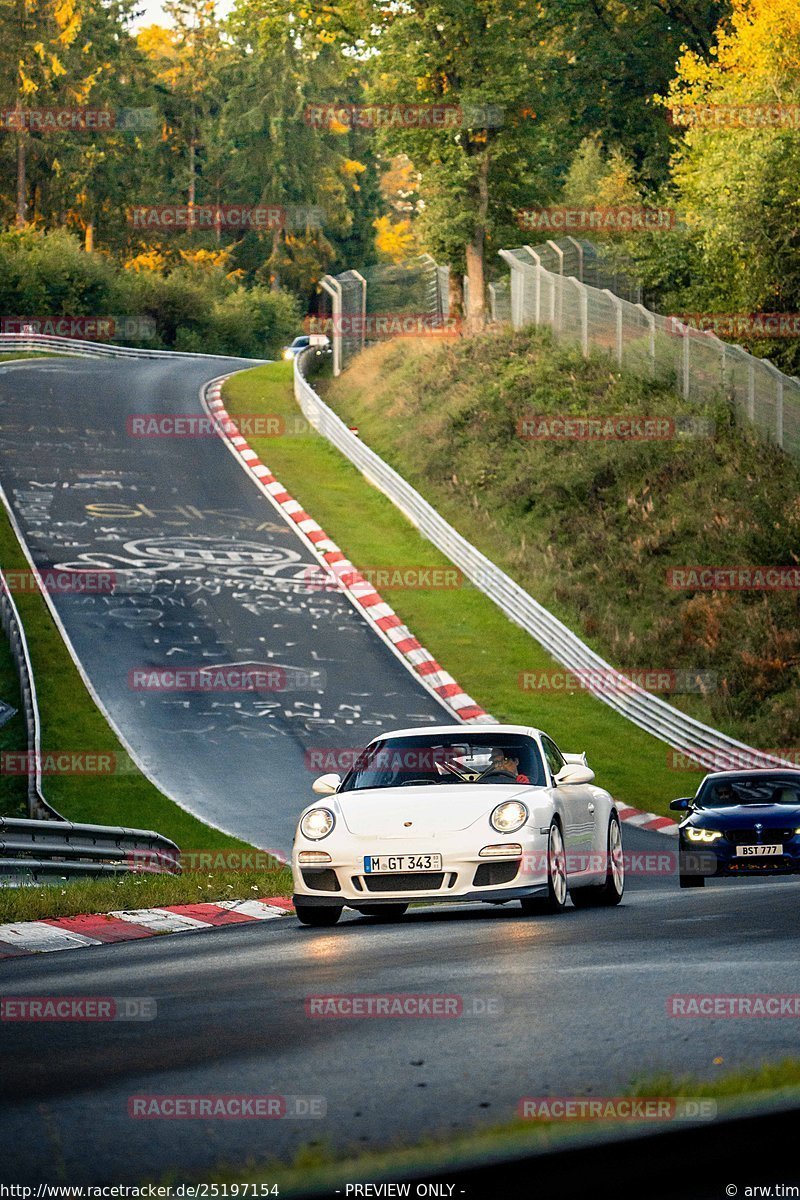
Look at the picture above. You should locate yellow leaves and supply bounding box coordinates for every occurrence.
[124,248,169,273]
[179,247,232,271]
[341,158,366,176]
[50,53,66,76]
[32,43,46,60]
[373,214,419,263]
[328,117,351,135]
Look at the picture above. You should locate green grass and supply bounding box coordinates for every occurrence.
[193,1058,800,1192]
[322,332,800,751]
[0,352,60,361]
[0,867,292,923]
[223,362,702,815]
[0,630,27,818]
[0,502,252,849]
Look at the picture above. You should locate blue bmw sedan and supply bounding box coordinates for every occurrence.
[671,770,800,888]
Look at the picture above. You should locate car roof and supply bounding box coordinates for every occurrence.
[367,724,543,741]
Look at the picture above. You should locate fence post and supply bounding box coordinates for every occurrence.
[547,240,564,334]
[569,277,589,357]
[602,289,623,368]
[351,270,367,353]
[765,362,785,447]
[635,303,656,378]
[565,235,584,282]
[523,246,543,325]
[320,275,342,376]
[681,325,691,399]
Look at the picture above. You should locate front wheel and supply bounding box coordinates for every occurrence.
[295,904,343,927]
[520,820,568,915]
[571,814,625,908]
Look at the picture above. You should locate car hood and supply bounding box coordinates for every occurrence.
[336,783,538,838]
[688,803,800,829]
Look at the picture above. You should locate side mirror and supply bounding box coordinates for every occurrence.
[555,763,595,786]
[312,772,341,796]
[669,797,692,811]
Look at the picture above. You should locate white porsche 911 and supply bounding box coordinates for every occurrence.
[291,724,624,926]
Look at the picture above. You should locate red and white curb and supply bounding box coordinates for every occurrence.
[203,378,491,724]
[617,806,678,836]
[0,896,293,959]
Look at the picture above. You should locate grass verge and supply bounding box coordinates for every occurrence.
[0,501,252,849]
[0,867,292,923]
[223,362,702,814]
[197,1058,800,1191]
[323,333,800,750]
[0,628,27,817]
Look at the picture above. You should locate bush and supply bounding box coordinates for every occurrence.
[0,229,300,359]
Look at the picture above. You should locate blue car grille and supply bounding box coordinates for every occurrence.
[724,828,794,844]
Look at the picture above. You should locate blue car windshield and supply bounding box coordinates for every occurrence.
[338,733,546,792]
[696,776,800,807]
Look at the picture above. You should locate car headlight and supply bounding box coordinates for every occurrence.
[300,808,335,840]
[686,827,723,843]
[282,349,294,360]
[490,801,528,834]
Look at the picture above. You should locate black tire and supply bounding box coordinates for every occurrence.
[570,814,625,908]
[520,820,568,915]
[295,904,343,926]
[679,851,707,888]
[357,904,409,921]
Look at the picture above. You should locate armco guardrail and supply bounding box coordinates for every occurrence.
[294,352,789,771]
[0,332,269,361]
[0,817,180,883]
[0,568,59,820]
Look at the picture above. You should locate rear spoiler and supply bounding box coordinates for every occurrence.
[563,752,588,766]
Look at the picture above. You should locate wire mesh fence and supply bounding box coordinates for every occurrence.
[320,254,450,374]
[498,246,800,462]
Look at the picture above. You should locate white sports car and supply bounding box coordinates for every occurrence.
[291,724,624,926]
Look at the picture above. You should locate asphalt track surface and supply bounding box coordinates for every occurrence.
[1,827,799,1183]
[0,356,448,847]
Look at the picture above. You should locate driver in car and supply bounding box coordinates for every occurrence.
[487,747,530,784]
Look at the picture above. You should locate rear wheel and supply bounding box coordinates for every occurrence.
[357,904,409,921]
[520,821,567,915]
[571,814,625,908]
[295,904,343,927]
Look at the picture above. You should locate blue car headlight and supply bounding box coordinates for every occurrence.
[685,828,723,843]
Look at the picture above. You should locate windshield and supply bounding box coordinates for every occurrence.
[339,733,546,792]
[696,776,800,808]
[291,336,310,347]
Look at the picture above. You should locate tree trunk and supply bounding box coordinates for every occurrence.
[188,139,196,209]
[465,149,490,330]
[448,271,464,318]
[15,134,27,227]
[269,225,281,291]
